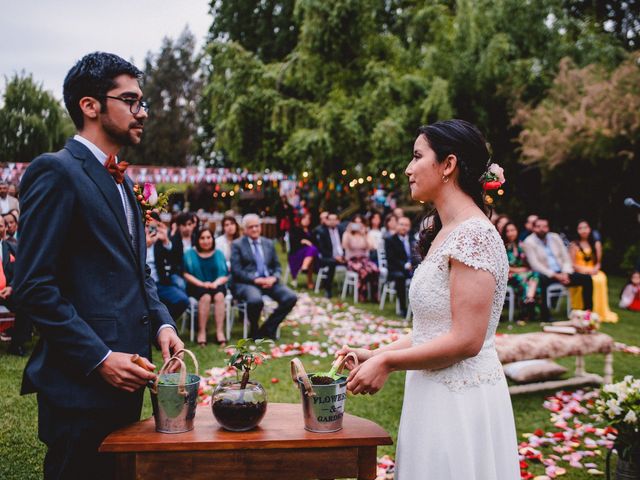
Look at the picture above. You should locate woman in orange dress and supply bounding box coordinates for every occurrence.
[569,220,618,322]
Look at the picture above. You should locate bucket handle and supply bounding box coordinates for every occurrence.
[331,351,359,374]
[290,358,315,397]
[150,356,187,396]
[170,348,200,377]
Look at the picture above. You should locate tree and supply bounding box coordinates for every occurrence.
[0,73,73,163]
[123,28,201,167]
[208,0,299,62]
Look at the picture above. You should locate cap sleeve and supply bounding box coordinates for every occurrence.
[440,219,507,284]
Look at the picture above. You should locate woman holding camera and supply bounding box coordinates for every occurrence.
[342,215,379,302]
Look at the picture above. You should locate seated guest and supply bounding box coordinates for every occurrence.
[183,228,229,346]
[145,219,189,321]
[385,216,415,316]
[215,215,241,269]
[0,180,19,214]
[382,213,397,240]
[288,212,319,290]
[3,212,18,247]
[493,214,511,236]
[231,214,297,339]
[568,220,618,322]
[519,214,538,242]
[501,222,540,320]
[620,271,640,312]
[0,215,24,355]
[170,212,198,287]
[367,210,383,251]
[315,212,347,298]
[342,215,379,302]
[522,217,593,321]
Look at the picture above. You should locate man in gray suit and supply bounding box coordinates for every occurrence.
[231,214,297,339]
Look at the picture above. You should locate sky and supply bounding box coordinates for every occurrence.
[0,0,212,100]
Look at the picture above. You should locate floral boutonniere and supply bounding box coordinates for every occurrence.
[133,182,172,224]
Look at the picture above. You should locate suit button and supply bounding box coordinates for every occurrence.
[141,315,150,325]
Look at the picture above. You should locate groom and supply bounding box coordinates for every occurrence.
[14,52,183,479]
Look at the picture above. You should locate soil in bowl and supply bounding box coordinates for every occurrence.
[213,399,267,431]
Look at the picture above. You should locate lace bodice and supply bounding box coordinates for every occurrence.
[408,217,509,392]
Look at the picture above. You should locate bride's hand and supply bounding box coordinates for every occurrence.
[346,354,391,395]
[335,345,374,370]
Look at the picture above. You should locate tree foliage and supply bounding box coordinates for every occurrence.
[124,28,201,166]
[0,73,73,163]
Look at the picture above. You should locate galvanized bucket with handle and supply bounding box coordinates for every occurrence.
[290,353,358,433]
[149,349,200,433]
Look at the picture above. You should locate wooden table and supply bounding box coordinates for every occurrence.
[100,403,393,480]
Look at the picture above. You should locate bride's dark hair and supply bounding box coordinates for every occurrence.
[416,119,491,259]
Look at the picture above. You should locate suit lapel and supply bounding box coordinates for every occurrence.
[68,140,137,264]
[124,176,145,268]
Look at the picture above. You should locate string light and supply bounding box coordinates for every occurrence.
[389,173,396,180]
[358,178,364,184]
[382,170,388,176]
[221,192,227,198]
[229,191,235,197]
[302,171,309,178]
[497,189,504,196]
[257,180,263,186]
[341,169,347,176]
[366,175,372,182]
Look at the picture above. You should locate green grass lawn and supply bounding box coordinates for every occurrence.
[1,272,638,479]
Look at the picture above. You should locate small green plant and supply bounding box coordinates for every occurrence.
[226,338,274,390]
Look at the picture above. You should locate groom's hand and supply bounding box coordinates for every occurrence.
[97,352,157,392]
[157,327,184,370]
[346,353,391,395]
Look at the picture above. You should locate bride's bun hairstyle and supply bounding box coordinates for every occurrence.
[416,119,491,259]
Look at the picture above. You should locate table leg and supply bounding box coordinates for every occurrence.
[575,355,585,376]
[357,446,377,480]
[114,453,136,480]
[604,352,613,384]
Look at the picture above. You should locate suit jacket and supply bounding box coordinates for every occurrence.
[153,240,178,285]
[315,225,345,259]
[230,236,282,285]
[522,232,573,278]
[385,234,416,274]
[13,138,175,409]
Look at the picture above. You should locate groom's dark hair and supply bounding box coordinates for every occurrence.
[63,52,143,130]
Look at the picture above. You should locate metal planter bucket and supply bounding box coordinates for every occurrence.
[149,349,200,434]
[290,354,357,433]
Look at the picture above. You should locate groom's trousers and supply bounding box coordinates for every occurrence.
[38,393,142,480]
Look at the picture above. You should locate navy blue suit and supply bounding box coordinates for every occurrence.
[14,138,176,478]
[230,236,296,338]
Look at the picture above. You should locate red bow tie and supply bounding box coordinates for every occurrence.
[104,154,129,184]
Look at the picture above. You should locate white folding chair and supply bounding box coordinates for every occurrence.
[341,270,360,303]
[546,283,571,317]
[505,285,515,322]
[180,297,198,342]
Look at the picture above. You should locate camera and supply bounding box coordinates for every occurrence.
[149,225,157,235]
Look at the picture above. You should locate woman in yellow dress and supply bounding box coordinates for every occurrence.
[569,220,618,322]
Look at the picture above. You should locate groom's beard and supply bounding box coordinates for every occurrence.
[102,117,144,147]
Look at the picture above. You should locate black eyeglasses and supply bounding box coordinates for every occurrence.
[100,95,149,114]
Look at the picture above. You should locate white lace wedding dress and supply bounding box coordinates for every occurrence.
[394,217,520,479]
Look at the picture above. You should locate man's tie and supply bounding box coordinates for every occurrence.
[402,236,411,258]
[253,240,266,277]
[104,154,129,184]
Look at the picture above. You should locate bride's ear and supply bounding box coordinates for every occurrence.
[442,154,458,177]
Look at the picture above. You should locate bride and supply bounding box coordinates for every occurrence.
[337,119,520,479]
